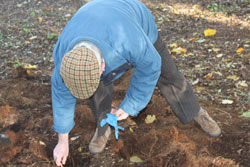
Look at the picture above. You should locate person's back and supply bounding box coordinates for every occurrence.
[53,0,158,72]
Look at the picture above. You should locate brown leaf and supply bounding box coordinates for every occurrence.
[204,72,213,79]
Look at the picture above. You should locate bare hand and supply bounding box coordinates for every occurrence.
[111,108,129,121]
[53,134,69,166]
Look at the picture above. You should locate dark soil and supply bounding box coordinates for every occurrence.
[0,0,249,167]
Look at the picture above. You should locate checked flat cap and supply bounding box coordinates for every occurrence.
[60,46,100,99]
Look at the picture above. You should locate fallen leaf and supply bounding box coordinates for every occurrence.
[204,72,213,79]
[169,43,178,48]
[65,13,71,17]
[195,39,206,43]
[204,29,216,37]
[26,70,31,75]
[172,47,186,54]
[47,33,59,40]
[129,127,134,132]
[180,48,187,54]
[216,54,223,58]
[172,48,179,53]
[186,53,194,56]
[29,36,37,40]
[222,99,233,104]
[78,147,82,152]
[195,86,206,93]
[16,3,23,7]
[182,53,192,57]
[192,4,199,9]
[70,136,80,141]
[24,64,38,69]
[192,79,199,85]
[241,112,250,118]
[212,48,221,52]
[227,75,239,81]
[145,115,156,124]
[236,48,244,53]
[130,156,144,163]
[39,141,46,146]
[173,9,179,15]
[213,71,222,76]
[24,41,31,45]
[189,38,199,42]
[38,17,44,22]
[236,81,248,87]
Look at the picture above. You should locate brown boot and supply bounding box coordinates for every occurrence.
[194,108,221,137]
[89,126,111,154]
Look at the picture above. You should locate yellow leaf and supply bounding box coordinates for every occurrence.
[187,53,194,57]
[227,75,239,81]
[169,43,178,48]
[172,47,186,54]
[78,147,82,152]
[173,10,179,15]
[159,3,165,9]
[172,48,180,53]
[38,17,44,22]
[145,115,156,124]
[180,48,187,54]
[192,4,199,9]
[213,71,222,76]
[24,41,31,45]
[236,48,244,53]
[129,127,134,132]
[204,29,216,37]
[24,64,38,69]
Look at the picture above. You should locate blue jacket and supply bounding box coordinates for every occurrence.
[51,0,161,133]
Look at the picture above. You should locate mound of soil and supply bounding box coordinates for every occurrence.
[0,69,249,167]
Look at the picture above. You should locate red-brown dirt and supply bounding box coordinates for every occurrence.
[0,69,249,167]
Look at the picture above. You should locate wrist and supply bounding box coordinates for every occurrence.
[58,133,69,144]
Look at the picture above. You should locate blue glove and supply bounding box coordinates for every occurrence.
[100,113,124,140]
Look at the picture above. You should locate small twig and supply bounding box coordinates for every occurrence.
[148,130,158,158]
[216,108,232,119]
[140,151,148,157]
[80,152,90,155]
[37,160,53,163]
[70,155,75,167]
[31,162,36,166]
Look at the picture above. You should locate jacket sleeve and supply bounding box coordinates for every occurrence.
[120,40,161,116]
[51,68,76,134]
